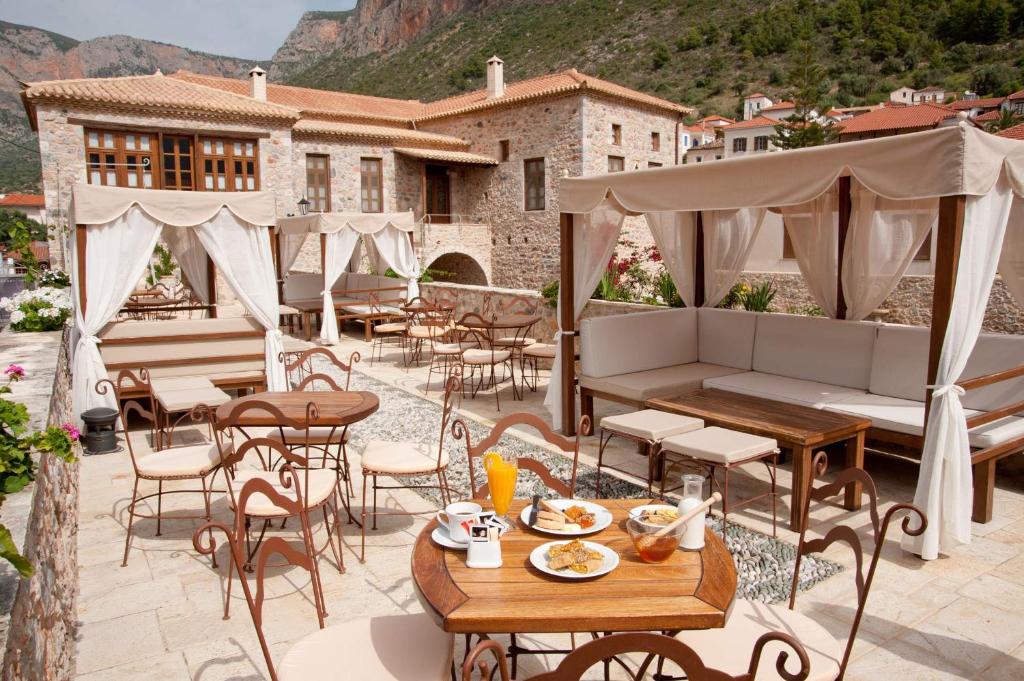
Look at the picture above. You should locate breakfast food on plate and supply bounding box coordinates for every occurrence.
[547,539,603,574]
[534,500,582,532]
[563,505,597,529]
[637,506,679,527]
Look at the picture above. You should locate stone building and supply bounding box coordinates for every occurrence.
[21,58,692,290]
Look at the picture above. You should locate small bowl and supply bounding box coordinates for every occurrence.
[626,516,685,563]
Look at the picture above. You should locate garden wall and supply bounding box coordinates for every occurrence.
[2,324,79,681]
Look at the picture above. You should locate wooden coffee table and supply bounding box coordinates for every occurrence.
[646,389,871,532]
[412,498,736,635]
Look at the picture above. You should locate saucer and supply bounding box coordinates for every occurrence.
[431,526,469,550]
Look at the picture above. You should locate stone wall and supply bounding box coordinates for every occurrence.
[2,324,81,681]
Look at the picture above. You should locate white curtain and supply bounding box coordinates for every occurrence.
[544,201,627,430]
[997,198,1024,307]
[319,229,362,345]
[162,227,210,304]
[782,187,839,317]
[71,207,162,426]
[842,181,938,321]
[279,232,307,275]
[363,236,388,275]
[194,209,287,391]
[702,208,766,307]
[906,179,1015,560]
[645,211,696,307]
[370,224,421,300]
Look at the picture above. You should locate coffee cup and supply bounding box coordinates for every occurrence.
[436,501,483,544]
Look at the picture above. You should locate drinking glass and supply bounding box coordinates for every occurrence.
[484,451,518,522]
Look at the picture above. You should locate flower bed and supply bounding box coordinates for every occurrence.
[0,287,71,332]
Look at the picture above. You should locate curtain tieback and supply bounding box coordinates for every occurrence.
[928,383,965,398]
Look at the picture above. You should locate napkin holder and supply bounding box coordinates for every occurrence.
[466,524,503,569]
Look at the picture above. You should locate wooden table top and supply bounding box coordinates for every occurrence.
[412,498,736,634]
[647,388,871,447]
[215,390,379,427]
[460,314,541,330]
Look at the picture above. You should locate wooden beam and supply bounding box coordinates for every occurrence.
[270,228,283,305]
[836,176,851,320]
[75,224,87,317]
[206,254,218,318]
[694,211,705,307]
[559,212,577,436]
[320,232,327,285]
[924,195,966,428]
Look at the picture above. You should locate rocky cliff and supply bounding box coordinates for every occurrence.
[270,0,484,80]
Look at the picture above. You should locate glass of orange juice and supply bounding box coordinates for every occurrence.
[483,451,518,522]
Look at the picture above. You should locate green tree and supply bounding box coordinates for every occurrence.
[987,108,1021,132]
[0,211,47,284]
[771,43,840,149]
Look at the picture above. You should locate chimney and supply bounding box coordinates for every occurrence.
[249,65,267,101]
[486,56,504,100]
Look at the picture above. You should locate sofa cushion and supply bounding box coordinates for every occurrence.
[283,272,323,303]
[703,371,865,408]
[599,409,704,441]
[580,362,743,403]
[826,392,1024,449]
[581,308,698,379]
[752,313,877,389]
[698,308,758,370]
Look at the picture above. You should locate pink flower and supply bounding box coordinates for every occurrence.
[61,423,80,442]
[4,365,25,381]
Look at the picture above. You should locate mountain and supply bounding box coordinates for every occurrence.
[0,20,262,193]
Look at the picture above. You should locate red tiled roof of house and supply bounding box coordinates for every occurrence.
[762,100,795,111]
[727,115,778,131]
[951,97,1004,110]
[1006,89,1024,101]
[696,115,735,125]
[0,194,45,207]
[996,123,1024,140]
[975,110,1003,122]
[745,93,766,99]
[838,103,959,135]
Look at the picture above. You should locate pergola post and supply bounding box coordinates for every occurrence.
[205,255,218,318]
[694,211,705,307]
[75,224,87,317]
[270,228,283,305]
[559,212,577,436]
[835,176,851,320]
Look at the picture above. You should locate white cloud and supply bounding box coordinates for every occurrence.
[0,0,357,60]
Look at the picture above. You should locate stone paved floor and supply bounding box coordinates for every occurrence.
[73,327,1024,680]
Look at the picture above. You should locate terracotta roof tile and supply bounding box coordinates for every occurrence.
[762,101,795,111]
[21,74,299,125]
[291,119,468,148]
[975,110,1003,122]
[996,123,1024,140]
[838,103,959,135]
[0,194,45,207]
[727,115,778,131]
[696,115,735,124]
[951,97,1004,110]
[394,148,497,166]
[692,139,724,150]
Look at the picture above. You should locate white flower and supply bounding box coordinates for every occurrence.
[10,310,24,324]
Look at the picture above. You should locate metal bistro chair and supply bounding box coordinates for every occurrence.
[215,399,348,621]
[369,292,408,366]
[675,452,927,681]
[97,370,222,568]
[193,476,454,681]
[457,312,516,411]
[405,298,451,367]
[462,631,810,681]
[359,367,461,562]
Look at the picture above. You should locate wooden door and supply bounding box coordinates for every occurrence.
[425,164,451,223]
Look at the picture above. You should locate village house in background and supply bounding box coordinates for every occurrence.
[0,194,47,224]
[20,58,691,291]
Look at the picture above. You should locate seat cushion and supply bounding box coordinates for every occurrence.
[581,363,745,403]
[753,313,877,389]
[600,409,704,441]
[433,342,477,355]
[698,308,758,370]
[150,376,214,392]
[661,426,777,464]
[342,304,404,317]
[704,371,865,409]
[374,322,406,334]
[229,469,337,517]
[266,426,350,445]
[408,325,448,339]
[279,613,453,681]
[135,443,221,478]
[522,343,557,359]
[463,348,511,365]
[581,308,698,378]
[155,386,232,412]
[495,336,537,347]
[361,440,449,475]
[675,599,841,681]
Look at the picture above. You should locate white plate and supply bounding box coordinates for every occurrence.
[628,504,680,525]
[519,499,613,536]
[529,540,619,579]
[431,526,468,551]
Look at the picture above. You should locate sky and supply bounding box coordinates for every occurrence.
[0,0,357,60]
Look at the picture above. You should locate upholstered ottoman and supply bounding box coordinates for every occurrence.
[597,409,704,495]
[660,426,780,536]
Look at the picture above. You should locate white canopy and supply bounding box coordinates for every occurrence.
[71,183,277,227]
[69,184,286,425]
[560,124,1024,213]
[275,211,421,344]
[277,211,415,235]
[552,123,1024,562]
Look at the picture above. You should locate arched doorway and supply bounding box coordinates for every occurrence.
[426,252,488,285]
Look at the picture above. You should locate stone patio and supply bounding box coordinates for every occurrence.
[71,326,1024,680]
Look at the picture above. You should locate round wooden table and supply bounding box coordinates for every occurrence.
[459,314,541,330]
[216,390,379,427]
[412,498,736,634]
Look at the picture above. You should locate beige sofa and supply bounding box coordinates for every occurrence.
[283,272,407,340]
[580,307,1024,522]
